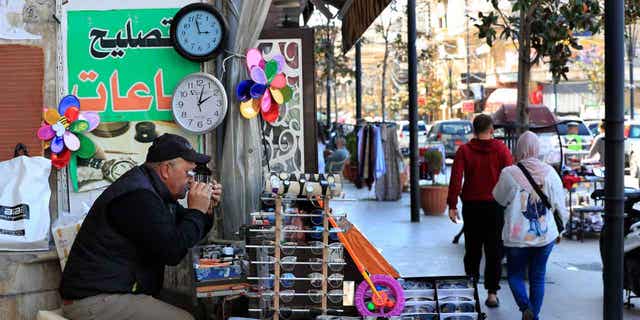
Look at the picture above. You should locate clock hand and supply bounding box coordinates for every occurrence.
[200,95,213,104]
[195,19,202,34]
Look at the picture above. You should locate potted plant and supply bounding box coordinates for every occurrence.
[343,132,358,181]
[420,147,448,215]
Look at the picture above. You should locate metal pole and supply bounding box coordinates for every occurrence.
[326,39,332,129]
[630,38,635,119]
[448,62,453,117]
[465,0,471,97]
[355,41,362,122]
[408,0,420,222]
[554,78,558,114]
[604,0,625,319]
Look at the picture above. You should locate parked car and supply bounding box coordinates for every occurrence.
[397,120,428,156]
[556,116,594,151]
[585,120,601,136]
[426,120,473,158]
[625,121,640,166]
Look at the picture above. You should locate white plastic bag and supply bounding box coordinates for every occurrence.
[52,206,88,271]
[0,156,52,251]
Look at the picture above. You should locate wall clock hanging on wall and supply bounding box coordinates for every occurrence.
[170,3,227,62]
[172,72,228,134]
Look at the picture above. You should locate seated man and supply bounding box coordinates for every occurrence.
[60,134,222,320]
[325,136,350,174]
[565,122,584,151]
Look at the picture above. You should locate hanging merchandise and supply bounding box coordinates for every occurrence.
[37,95,101,169]
[355,123,389,191]
[236,48,294,123]
[375,124,403,201]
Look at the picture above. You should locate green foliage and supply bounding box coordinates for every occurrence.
[345,131,358,163]
[476,0,602,81]
[424,148,443,177]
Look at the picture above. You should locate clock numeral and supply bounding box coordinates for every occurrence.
[197,79,204,86]
[207,119,213,125]
[188,119,193,126]
[184,24,191,29]
[197,46,202,52]
[181,111,187,118]
[187,82,194,89]
[197,121,203,128]
[214,111,219,117]
[189,16,194,22]
[190,90,197,95]
[181,31,186,36]
[180,91,187,98]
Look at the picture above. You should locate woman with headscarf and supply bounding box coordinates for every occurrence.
[492,131,568,320]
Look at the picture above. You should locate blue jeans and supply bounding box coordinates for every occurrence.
[506,242,554,320]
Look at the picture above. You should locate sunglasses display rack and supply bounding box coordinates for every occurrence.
[389,276,485,320]
[244,194,348,320]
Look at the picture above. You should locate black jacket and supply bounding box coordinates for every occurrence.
[60,165,213,300]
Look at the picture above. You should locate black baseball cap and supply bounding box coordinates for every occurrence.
[146,133,210,164]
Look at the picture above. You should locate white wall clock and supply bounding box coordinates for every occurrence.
[172,72,228,134]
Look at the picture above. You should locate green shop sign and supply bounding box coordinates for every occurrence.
[67,8,200,122]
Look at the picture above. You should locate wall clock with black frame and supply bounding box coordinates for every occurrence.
[170,3,228,62]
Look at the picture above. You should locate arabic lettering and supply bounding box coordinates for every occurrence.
[88,19,172,59]
[110,70,153,111]
[71,68,174,113]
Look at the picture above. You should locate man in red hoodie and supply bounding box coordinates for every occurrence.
[447,114,513,308]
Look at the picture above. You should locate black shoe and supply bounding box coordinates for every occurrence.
[522,309,534,320]
[485,297,500,308]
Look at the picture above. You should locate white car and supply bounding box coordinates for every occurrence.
[626,121,640,166]
[397,120,428,156]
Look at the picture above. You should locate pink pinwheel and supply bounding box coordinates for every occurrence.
[236,48,294,123]
[37,95,101,169]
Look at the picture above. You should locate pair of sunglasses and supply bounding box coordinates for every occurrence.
[401,315,438,320]
[441,316,475,320]
[402,280,433,290]
[403,303,437,313]
[280,256,297,272]
[440,302,475,313]
[405,296,434,302]
[438,280,471,289]
[439,295,473,302]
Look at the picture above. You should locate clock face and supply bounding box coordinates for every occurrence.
[172,73,228,134]
[170,3,227,62]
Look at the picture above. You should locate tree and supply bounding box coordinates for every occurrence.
[575,46,604,105]
[476,0,602,130]
[315,20,354,125]
[374,1,402,122]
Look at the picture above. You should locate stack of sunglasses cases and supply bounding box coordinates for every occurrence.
[391,277,483,320]
[245,196,351,319]
[191,243,244,284]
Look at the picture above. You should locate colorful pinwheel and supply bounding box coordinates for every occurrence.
[236,48,294,123]
[37,95,100,169]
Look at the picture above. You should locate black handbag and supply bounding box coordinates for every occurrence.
[516,163,565,234]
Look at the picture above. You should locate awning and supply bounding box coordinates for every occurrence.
[303,0,392,53]
[485,87,517,113]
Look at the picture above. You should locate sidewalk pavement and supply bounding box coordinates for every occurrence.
[332,182,640,320]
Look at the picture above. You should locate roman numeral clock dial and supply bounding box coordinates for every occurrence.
[172,72,228,134]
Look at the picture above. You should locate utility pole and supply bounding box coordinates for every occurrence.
[465,0,471,98]
[408,0,420,222]
[603,0,625,319]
